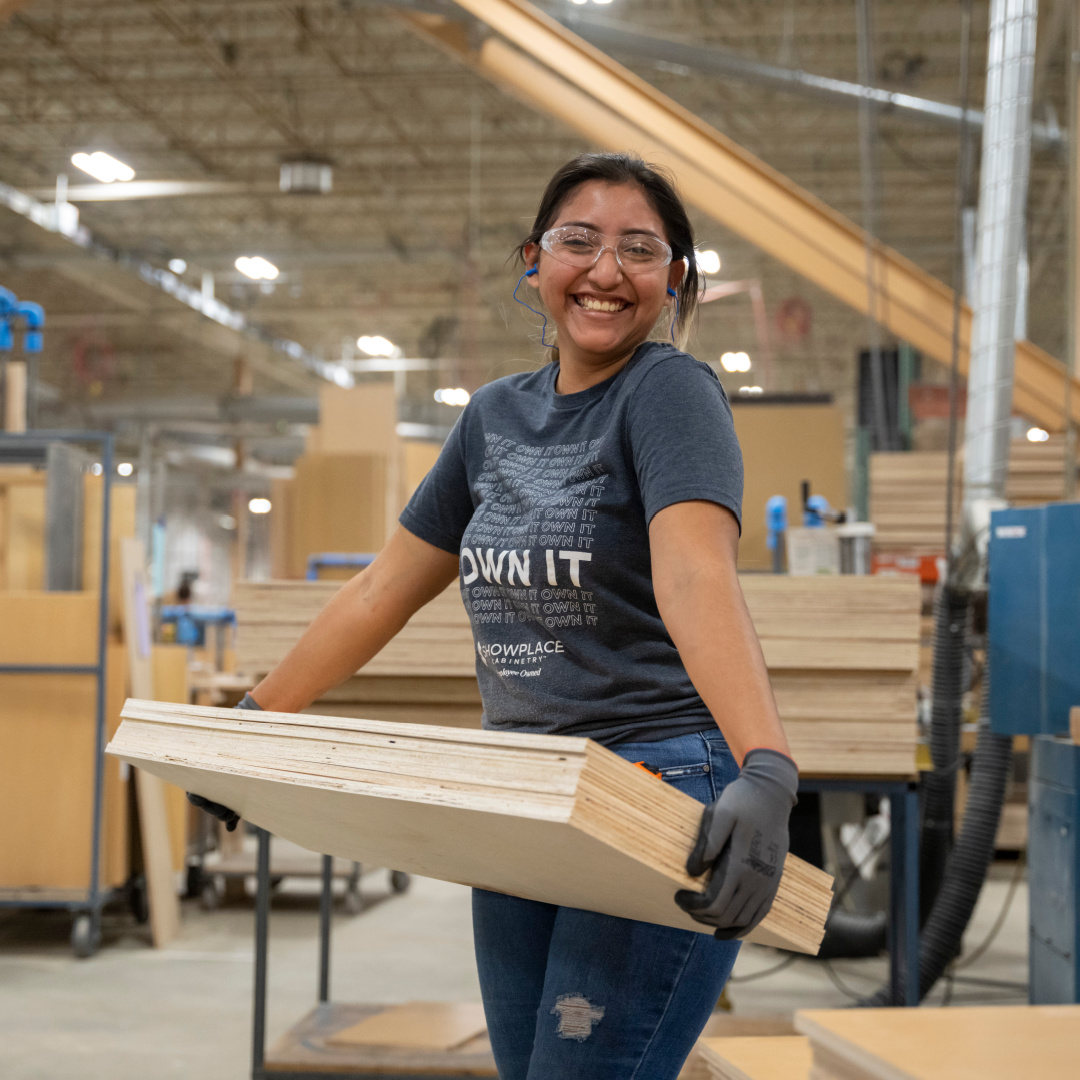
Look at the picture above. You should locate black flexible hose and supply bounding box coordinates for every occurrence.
[864,677,1013,1005]
[919,585,970,922]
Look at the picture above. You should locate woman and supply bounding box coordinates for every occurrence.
[196,153,797,1079]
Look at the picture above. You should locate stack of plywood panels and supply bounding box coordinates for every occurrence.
[869,451,961,555]
[235,580,473,678]
[872,438,1078,555]
[1007,434,1073,505]
[795,1005,1080,1080]
[741,576,920,777]
[235,576,920,777]
[109,699,833,954]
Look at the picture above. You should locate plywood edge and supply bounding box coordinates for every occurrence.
[573,743,832,954]
[794,1013,914,1080]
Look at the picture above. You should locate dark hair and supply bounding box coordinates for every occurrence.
[514,152,699,348]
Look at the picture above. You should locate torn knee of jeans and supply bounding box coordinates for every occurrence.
[550,993,605,1041]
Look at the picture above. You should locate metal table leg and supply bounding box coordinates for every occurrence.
[889,785,920,1005]
[252,828,271,1079]
[318,854,333,1003]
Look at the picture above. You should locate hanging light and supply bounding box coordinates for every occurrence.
[235,256,279,281]
[71,151,135,183]
[117,462,134,477]
[720,351,751,373]
[1026,427,1050,443]
[434,388,471,406]
[357,335,397,357]
[248,497,272,514]
[696,249,722,275]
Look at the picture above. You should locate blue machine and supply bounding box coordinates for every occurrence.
[988,502,1080,1003]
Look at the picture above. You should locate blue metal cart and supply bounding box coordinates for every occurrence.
[0,431,117,957]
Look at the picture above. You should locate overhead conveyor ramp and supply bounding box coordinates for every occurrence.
[401,0,1080,433]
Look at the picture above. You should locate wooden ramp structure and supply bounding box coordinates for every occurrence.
[236,575,921,778]
[107,700,833,955]
[403,0,1080,432]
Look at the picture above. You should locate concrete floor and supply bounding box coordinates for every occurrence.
[0,861,1028,1079]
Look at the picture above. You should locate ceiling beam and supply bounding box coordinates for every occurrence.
[407,0,1080,432]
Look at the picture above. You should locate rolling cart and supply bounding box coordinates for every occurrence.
[250,829,496,1080]
[0,431,124,957]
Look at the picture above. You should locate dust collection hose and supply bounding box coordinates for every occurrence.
[919,585,971,920]
[862,631,1013,1006]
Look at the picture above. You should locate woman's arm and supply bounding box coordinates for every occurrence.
[649,499,790,767]
[249,526,460,712]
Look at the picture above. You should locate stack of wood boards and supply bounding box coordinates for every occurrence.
[795,1005,1080,1080]
[741,576,920,777]
[871,438,1077,554]
[107,700,834,953]
[869,451,961,555]
[1007,434,1074,505]
[694,1036,811,1080]
[235,575,920,777]
[235,580,473,677]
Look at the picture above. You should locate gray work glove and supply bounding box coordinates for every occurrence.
[186,692,262,831]
[675,748,798,938]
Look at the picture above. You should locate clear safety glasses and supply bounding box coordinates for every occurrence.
[539,226,673,272]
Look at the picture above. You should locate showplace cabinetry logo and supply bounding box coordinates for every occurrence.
[477,639,564,676]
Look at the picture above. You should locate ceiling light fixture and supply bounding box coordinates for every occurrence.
[248,497,272,514]
[167,259,187,275]
[696,249,722,275]
[720,351,751,373]
[738,385,764,395]
[1026,426,1050,443]
[357,335,397,357]
[71,151,135,183]
[434,388,471,406]
[235,256,279,281]
[117,462,134,477]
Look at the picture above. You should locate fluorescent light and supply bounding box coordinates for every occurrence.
[720,351,751,373]
[1027,426,1050,443]
[434,388,471,406]
[696,249,722,275]
[248,497,272,514]
[235,256,279,281]
[117,462,134,477]
[70,151,135,183]
[357,335,397,357]
[167,259,187,274]
[738,385,764,395]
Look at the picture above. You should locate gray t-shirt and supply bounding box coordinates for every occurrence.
[399,341,743,745]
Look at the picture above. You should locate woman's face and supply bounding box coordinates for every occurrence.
[524,180,684,369]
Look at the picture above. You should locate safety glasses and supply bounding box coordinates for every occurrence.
[539,226,673,272]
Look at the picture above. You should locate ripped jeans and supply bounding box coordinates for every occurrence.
[472,728,741,1080]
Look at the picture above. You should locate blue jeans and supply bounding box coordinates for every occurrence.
[472,728,741,1080]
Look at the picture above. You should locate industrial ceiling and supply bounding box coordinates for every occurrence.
[0,0,1072,449]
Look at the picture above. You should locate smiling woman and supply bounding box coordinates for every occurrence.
[240,152,794,1080]
[515,153,700,390]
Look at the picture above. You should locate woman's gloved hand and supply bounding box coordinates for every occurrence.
[185,692,262,832]
[675,748,798,939]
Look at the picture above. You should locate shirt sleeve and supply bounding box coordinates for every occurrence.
[625,355,744,530]
[398,412,475,554]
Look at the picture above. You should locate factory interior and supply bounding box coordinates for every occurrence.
[1,1,1079,1078]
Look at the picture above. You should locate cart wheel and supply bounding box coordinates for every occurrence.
[200,878,222,911]
[185,863,205,899]
[129,877,150,925]
[344,888,363,915]
[72,913,101,959]
[389,870,411,894]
